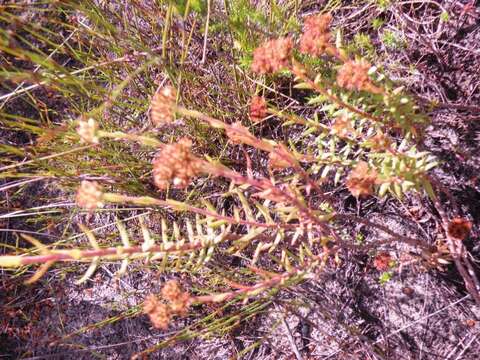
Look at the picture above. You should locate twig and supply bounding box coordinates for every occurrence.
[0,47,162,102]
[275,303,304,360]
[0,29,78,109]
[201,0,211,64]
[0,145,93,172]
[430,192,480,306]
[453,334,478,360]
[0,177,47,192]
[323,295,470,359]
[445,332,477,360]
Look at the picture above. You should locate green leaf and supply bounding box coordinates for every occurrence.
[379,182,390,197]
[321,165,331,178]
[393,182,403,199]
[424,161,439,171]
[423,179,437,201]
[379,271,392,285]
[294,82,313,90]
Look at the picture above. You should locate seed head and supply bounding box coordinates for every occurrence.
[337,59,380,93]
[169,292,191,316]
[148,303,171,330]
[152,138,202,190]
[150,86,177,126]
[76,181,104,210]
[161,280,183,302]
[143,294,159,314]
[251,37,293,74]
[346,161,378,198]
[161,281,191,316]
[447,218,472,241]
[300,13,333,57]
[249,96,267,123]
[76,117,99,144]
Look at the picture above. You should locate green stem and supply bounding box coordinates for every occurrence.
[99,131,162,147]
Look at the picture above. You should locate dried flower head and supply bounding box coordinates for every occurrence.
[465,319,477,328]
[143,294,159,314]
[161,280,183,302]
[76,117,99,144]
[304,13,332,34]
[169,292,191,316]
[337,60,381,94]
[150,86,177,126]
[143,288,190,330]
[251,37,293,74]
[148,303,171,330]
[331,114,355,138]
[346,161,378,198]
[402,287,414,296]
[76,181,104,210]
[447,218,472,241]
[373,252,392,271]
[152,138,202,190]
[159,281,191,317]
[300,13,333,57]
[249,96,267,123]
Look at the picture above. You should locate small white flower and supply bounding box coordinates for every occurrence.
[76,118,99,144]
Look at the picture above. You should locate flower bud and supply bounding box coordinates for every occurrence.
[249,96,267,123]
[447,218,472,241]
[76,181,104,210]
[76,117,99,144]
